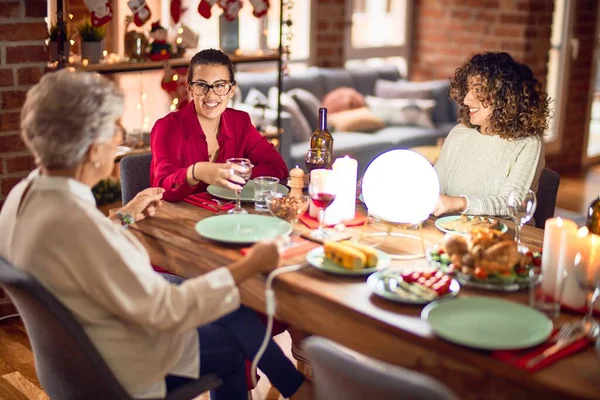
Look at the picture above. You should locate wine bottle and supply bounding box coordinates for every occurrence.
[309,108,334,167]
[587,192,600,235]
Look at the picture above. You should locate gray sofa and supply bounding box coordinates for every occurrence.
[235,65,458,176]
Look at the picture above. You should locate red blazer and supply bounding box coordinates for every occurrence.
[150,101,289,202]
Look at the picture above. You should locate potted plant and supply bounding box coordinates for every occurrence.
[76,17,107,64]
[48,22,71,62]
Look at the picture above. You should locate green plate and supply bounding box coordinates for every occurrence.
[435,215,508,235]
[207,180,289,202]
[195,214,292,244]
[306,246,391,276]
[367,270,460,305]
[422,297,552,350]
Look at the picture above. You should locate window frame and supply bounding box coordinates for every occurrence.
[343,0,413,76]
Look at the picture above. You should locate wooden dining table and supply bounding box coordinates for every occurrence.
[128,201,600,400]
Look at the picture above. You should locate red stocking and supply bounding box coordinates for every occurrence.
[127,0,152,27]
[248,0,269,18]
[83,0,113,27]
[171,0,188,23]
[198,0,218,19]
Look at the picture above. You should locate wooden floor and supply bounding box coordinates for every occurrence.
[0,165,598,400]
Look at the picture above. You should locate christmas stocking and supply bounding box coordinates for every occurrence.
[83,0,113,27]
[218,0,243,21]
[127,0,152,27]
[171,0,187,23]
[248,0,269,18]
[198,0,218,19]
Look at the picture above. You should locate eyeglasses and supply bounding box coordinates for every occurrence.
[189,80,235,96]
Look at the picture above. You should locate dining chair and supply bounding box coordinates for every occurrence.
[534,168,560,229]
[120,152,152,205]
[304,336,458,400]
[0,256,222,400]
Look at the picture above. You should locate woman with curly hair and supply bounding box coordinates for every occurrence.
[433,52,550,218]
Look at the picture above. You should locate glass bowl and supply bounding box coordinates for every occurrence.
[266,193,310,224]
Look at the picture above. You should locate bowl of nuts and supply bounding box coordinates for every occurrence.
[266,193,310,224]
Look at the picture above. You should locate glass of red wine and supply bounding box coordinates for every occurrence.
[308,171,337,239]
[226,157,253,214]
[305,148,331,172]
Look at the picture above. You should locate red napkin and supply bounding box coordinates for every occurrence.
[184,192,235,213]
[241,236,319,259]
[492,329,589,372]
[299,210,368,229]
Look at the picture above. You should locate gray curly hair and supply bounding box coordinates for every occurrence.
[20,70,124,169]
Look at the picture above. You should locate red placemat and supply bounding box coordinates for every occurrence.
[492,329,589,372]
[184,192,235,213]
[299,211,368,229]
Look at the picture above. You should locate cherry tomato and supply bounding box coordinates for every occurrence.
[434,271,445,279]
[422,271,433,279]
[424,280,436,288]
[410,272,421,282]
[438,275,450,284]
[417,277,428,285]
[401,271,413,282]
[438,249,445,255]
[526,251,533,258]
[474,267,488,279]
[533,257,542,267]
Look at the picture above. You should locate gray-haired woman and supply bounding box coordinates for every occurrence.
[0,70,308,399]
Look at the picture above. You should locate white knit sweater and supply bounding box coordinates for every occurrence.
[434,124,544,217]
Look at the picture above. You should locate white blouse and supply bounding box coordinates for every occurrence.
[0,170,241,398]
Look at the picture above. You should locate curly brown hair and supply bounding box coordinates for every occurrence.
[449,52,550,140]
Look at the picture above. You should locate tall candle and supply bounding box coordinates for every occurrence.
[541,217,578,297]
[558,227,590,310]
[327,156,358,223]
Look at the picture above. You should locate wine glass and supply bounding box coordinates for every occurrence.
[308,170,337,239]
[507,189,537,252]
[226,158,253,214]
[573,251,600,338]
[305,148,331,172]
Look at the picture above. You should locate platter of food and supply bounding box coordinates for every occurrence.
[426,227,541,291]
[367,269,460,304]
[435,215,508,234]
[306,241,391,276]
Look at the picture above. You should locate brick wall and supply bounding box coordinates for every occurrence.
[0,0,47,317]
[311,0,345,67]
[546,1,598,171]
[410,0,554,85]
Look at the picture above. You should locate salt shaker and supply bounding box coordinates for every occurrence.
[289,166,304,198]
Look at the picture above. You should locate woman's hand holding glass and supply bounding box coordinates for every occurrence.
[226,158,253,214]
[191,161,247,191]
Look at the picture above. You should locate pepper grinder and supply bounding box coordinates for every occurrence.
[289,165,304,198]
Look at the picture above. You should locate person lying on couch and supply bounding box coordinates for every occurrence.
[150,48,288,202]
[0,69,308,400]
[432,51,549,218]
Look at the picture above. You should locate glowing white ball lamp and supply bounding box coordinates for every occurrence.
[362,149,440,225]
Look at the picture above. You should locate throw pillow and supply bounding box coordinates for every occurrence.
[287,88,321,129]
[374,79,434,100]
[328,107,385,133]
[268,86,312,142]
[322,87,366,114]
[365,96,436,129]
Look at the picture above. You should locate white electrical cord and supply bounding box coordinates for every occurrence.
[250,262,308,388]
[0,313,19,322]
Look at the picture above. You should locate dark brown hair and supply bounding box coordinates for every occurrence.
[186,48,235,84]
[450,52,550,139]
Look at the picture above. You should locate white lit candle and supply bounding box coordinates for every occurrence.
[326,156,358,223]
[541,217,578,297]
[558,227,590,310]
